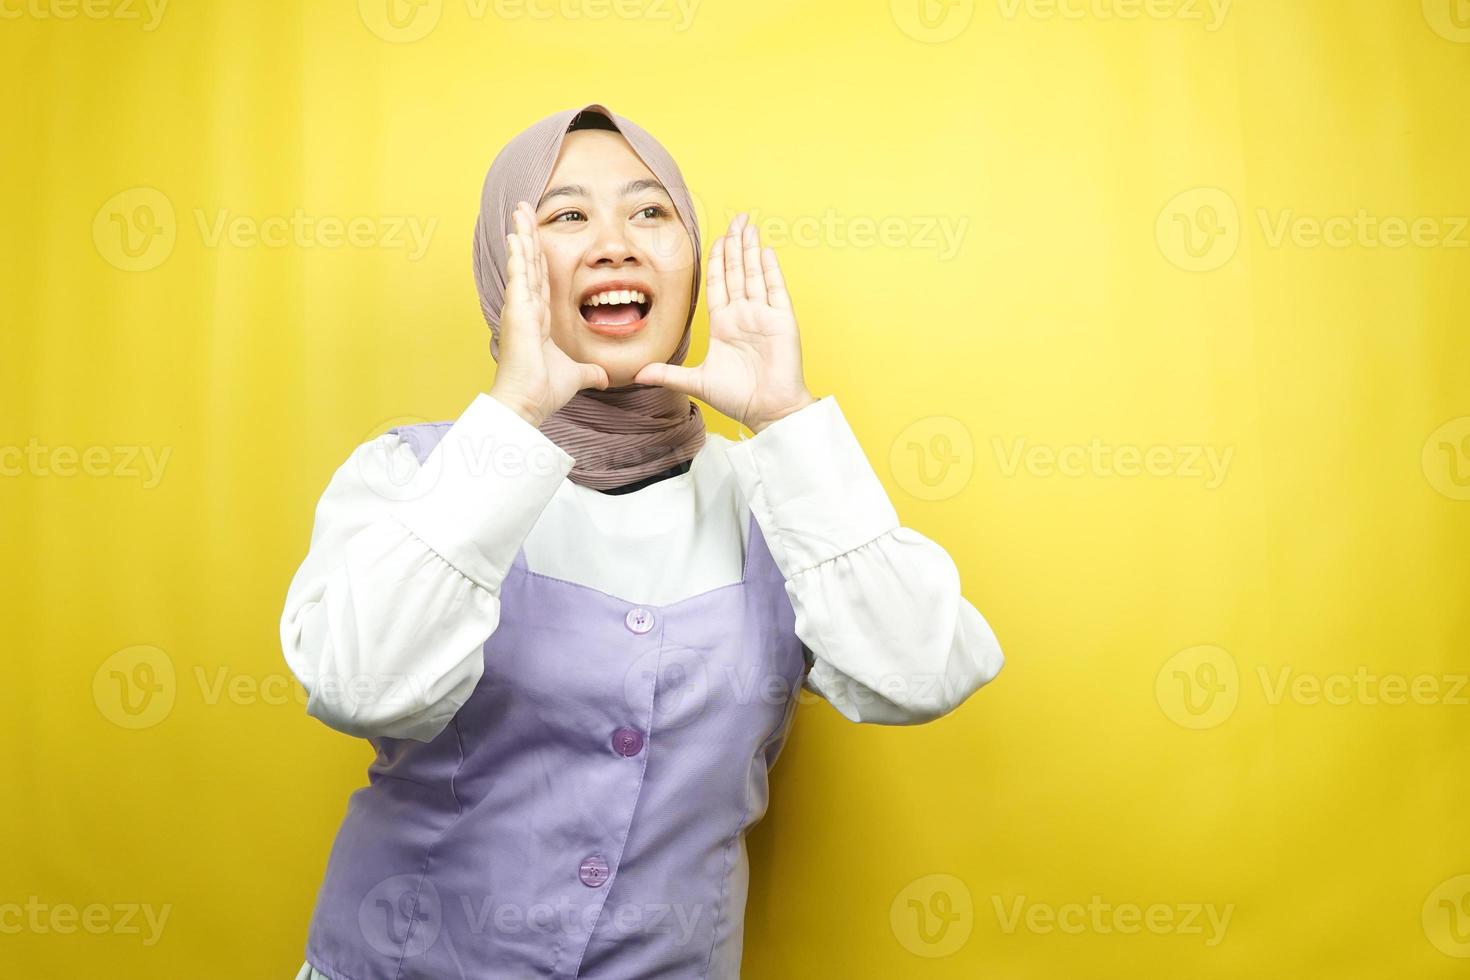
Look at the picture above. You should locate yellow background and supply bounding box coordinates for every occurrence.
[3,0,1468,976]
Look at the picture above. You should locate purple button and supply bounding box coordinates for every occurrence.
[579,854,610,888]
[611,726,644,757]
[624,607,654,634]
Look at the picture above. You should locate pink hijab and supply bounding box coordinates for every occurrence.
[471,103,707,491]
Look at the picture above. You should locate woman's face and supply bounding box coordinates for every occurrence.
[531,129,696,387]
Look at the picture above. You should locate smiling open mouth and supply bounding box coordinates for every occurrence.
[580,298,651,326]
[578,286,654,335]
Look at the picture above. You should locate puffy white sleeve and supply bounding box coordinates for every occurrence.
[279,392,573,742]
[724,396,1005,724]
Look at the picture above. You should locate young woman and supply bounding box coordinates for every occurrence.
[281,103,1004,979]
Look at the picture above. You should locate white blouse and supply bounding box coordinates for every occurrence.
[284,392,1005,979]
[279,392,1005,743]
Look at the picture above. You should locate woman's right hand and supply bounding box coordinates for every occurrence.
[489,200,610,427]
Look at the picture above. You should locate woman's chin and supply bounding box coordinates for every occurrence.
[585,356,640,389]
[584,345,675,389]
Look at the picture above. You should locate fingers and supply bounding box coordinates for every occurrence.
[741,220,767,304]
[761,246,791,311]
[708,235,729,309]
[526,203,544,299]
[504,231,525,302]
[632,361,702,398]
[538,242,549,307]
[505,210,524,289]
[579,361,610,392]
[716,213,771,305]
[506,202,549,316]
[724,214,746,301]
[517,203,540,296]
[708,210,785,312]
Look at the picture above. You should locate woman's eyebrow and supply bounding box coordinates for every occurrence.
[537,178,669,208]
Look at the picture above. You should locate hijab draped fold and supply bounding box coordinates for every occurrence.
[471,103,706,491]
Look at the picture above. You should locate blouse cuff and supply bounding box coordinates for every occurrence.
[389,392,574,590]
[725,395,899,579]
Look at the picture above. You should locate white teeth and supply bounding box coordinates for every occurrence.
[585,289,647,306]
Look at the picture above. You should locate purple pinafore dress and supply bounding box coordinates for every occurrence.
[301,422,810,979]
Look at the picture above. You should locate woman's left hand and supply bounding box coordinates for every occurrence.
[633,212,816,434]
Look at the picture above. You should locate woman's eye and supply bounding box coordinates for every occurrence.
[549,206,668,224]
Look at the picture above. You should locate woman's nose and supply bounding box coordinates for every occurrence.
[585,217,639,265]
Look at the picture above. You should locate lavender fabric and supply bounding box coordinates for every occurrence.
[300,424,808,977]
[472,103,707,490]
